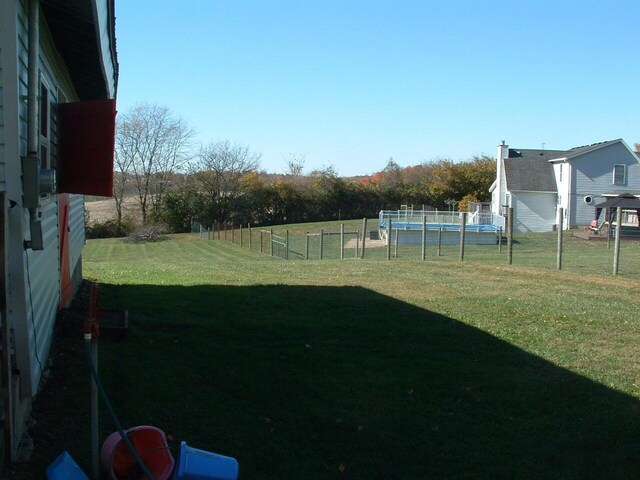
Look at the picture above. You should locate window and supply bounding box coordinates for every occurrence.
[40,82,48,137]
[613,164,626,185]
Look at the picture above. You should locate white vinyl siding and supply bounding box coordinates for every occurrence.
[552,162,571,215]
[491,157,509,215]
[512,192,557,233]
[24,199,59,393]
[570,142,640,227]
[11,0,79,396]
[17,0,28,158]
[68,194,85,269]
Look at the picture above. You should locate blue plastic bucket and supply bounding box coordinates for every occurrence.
[173,441,239,480]
[46,451,89,480]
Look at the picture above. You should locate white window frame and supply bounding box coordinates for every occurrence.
[613,164,626,186]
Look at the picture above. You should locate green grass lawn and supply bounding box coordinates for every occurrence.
[13,224,640,479]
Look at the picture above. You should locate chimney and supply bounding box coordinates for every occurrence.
[494,141,508,214]
[498,140,509,162]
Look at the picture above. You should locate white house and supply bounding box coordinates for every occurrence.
[1,0,117,459]
[490,139,640,232]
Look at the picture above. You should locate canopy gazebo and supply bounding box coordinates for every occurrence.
[594,193,640,238]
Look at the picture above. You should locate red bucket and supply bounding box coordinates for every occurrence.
[100,426,175,480]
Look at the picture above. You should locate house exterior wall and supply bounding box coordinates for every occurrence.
[491,158,506,215]
[69,195,85,268]
[512,191,557,233]
[2,0,114,458]
[491,144,509,215]
[552,162,571,228]
[23,200,59,386]
[8,0,81,398]
[569,142,640,227]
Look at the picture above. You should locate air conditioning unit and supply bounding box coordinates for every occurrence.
[583,195,594,205]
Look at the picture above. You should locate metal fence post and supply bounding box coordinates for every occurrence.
[607,208,611,249]
[356,230,360,258]
[224,223,227,241]
[386,216,391,260]
[286,229,289,260]
[361,218,367,259]
[421,214,426,261]
[270,228,273,256]
[507,207,513,265]
[459,212,466,262]
[613,206,622,275]
[320,229,324,260]
[438,227,442,256]
[305,233,309,260]
[394,227,399,258]
[340,223,344,260]
[556,207,563,270]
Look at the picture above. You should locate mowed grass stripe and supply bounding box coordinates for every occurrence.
[84,234,640,392]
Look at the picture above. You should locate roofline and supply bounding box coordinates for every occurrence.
[619,139,640,161]
[603,192,640,198]
[90,0,118,98]
[507,189,558,194]
[564,138,624,160]
[548,157,568,164]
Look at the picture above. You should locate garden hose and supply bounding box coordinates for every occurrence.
[84,343,156,480]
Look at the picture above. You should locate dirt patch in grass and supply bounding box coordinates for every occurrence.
[344,238,386,249]
[85,196,141,226]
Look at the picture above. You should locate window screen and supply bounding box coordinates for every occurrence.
[613,164,626,185]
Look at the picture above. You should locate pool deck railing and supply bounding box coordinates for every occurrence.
[379,209,505,230]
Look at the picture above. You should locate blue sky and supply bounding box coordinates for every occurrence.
[115,0,640,176]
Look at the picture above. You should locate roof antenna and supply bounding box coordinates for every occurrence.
[541,142,546,151]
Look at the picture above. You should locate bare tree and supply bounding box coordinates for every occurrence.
[115,103,194,224]
[193,140,261,224]
[285,153,306,177]
[113,114,139,229]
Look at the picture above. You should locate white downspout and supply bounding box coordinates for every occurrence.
[24,0,44,250]
[27,0,38,158]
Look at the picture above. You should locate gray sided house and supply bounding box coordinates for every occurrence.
[490,139,640,232]
[1,0,117,460]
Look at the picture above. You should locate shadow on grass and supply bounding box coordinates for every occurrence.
[16,283,640,480]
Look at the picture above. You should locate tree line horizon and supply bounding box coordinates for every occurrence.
[109,103,496,235]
